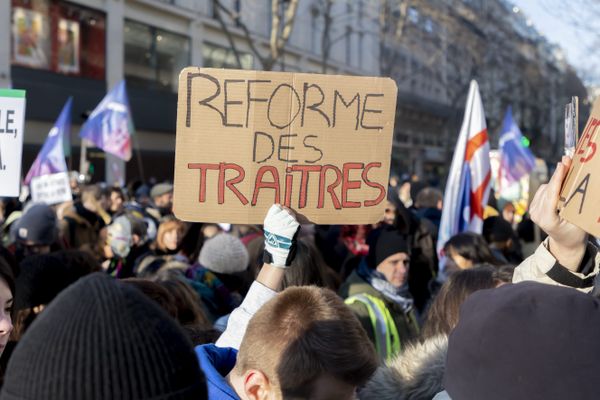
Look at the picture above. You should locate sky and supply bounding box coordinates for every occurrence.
[511,0,600,86]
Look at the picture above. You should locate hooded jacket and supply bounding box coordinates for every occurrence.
[360,335,448,400]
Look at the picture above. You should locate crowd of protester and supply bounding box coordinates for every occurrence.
[0,154,597,399]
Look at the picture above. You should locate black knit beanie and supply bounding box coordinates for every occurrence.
[1,273,207,400]
[444,282,600,400]
[367,227,409,268]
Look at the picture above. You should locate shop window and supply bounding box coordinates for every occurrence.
[202,42,253,70]
[11,0,106,80]
[124,20,190,92]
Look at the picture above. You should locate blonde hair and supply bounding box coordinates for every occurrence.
[155,219,188,252]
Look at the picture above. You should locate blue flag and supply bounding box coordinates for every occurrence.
[24,98,72,185]
[79,80,133,161]
[499,106,536,183]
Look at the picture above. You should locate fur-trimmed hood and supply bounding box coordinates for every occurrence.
[360,335,448,400]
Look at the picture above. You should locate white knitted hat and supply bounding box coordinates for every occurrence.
[198,233,249,274]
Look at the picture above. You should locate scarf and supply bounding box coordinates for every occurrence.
[357,258,414,313]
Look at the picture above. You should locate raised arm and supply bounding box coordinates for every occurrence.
[216,204,300,349]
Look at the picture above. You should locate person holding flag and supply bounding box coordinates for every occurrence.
[24,98,72,185]
[437,81,491,278]
[79,80,133,162]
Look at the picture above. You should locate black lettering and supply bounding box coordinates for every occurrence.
[223,79,244,127]
[5,110,15,135]
[303,135,323,163]
[360,93,384,130]
[301,83,330,127]
[565,173,591,214]
[278,134,298,163]
[190,72,225,127]
[246,80,271,128]
[253,131,275,163]
[267,84,301,129]
[333,90,360,130]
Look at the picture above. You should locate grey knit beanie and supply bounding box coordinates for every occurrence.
[0,273,207,400]
[198,233,249,274]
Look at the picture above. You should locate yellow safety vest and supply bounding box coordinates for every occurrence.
[345,293,401,362]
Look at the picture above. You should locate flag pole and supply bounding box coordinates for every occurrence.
[133,133,145,183]
[79,139,88,180]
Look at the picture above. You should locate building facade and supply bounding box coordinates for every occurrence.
[385,0,587,181]
[0,0,380,183]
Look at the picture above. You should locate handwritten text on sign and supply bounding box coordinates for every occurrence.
[31,172,73,205]
[173,68,397,224]
[0,89,26,197]
[560,98,600,237]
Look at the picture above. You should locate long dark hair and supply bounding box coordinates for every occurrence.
[444,232,501,266]
[422,266,500,339]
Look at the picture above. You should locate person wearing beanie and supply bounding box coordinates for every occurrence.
[9,203,58,261]
[184,233,249,321]
[339,226,419,361]
[0,273,207,400]
[12,250,101,341]
[199,234,249,275]
[434,282,600,400]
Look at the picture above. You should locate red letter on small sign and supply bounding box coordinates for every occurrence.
[218,163,248,205]
[188,163,219,203]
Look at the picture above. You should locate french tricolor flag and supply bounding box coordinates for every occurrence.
[437,81,491,273]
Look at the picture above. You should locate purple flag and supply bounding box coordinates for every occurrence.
[499,107,536,183]
[79,80,134,161]
[24,98,72,185]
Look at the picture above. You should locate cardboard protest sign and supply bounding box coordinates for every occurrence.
[0,89,26,197]
[174,68,397,224]
[559,97,600,237]
[30,172,72,205]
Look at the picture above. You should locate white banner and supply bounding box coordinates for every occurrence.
[0,89,26,197]
[31,172,72,205]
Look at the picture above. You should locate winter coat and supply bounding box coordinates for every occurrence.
[195,344,239,400]
[339,270,420,354]
[513,238,600,293]
[360,335,448,400]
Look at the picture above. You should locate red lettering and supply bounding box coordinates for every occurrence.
[252,166,281,206]
[317,165,342,209]
[362,162,386,207]
[578,118,599,163]
[341,163,363,208]
[284,169,293,208]
[289,165,322,209]
[188,163,219,203]
[218,163,248,205]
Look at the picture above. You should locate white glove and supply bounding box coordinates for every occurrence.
[263,204,300,267]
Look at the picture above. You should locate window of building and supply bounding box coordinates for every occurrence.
[310,6,321,54]
[358,31,364,69]
[202,42,253,70]
[124,20,190,92]
[11,0,106,80]
[345,26,352,65]
[408,7,419,24]
[424,17,434,33]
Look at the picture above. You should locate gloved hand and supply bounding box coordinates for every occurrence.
[263,204,300,268]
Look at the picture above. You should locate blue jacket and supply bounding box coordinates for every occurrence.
[196,344,240,400]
